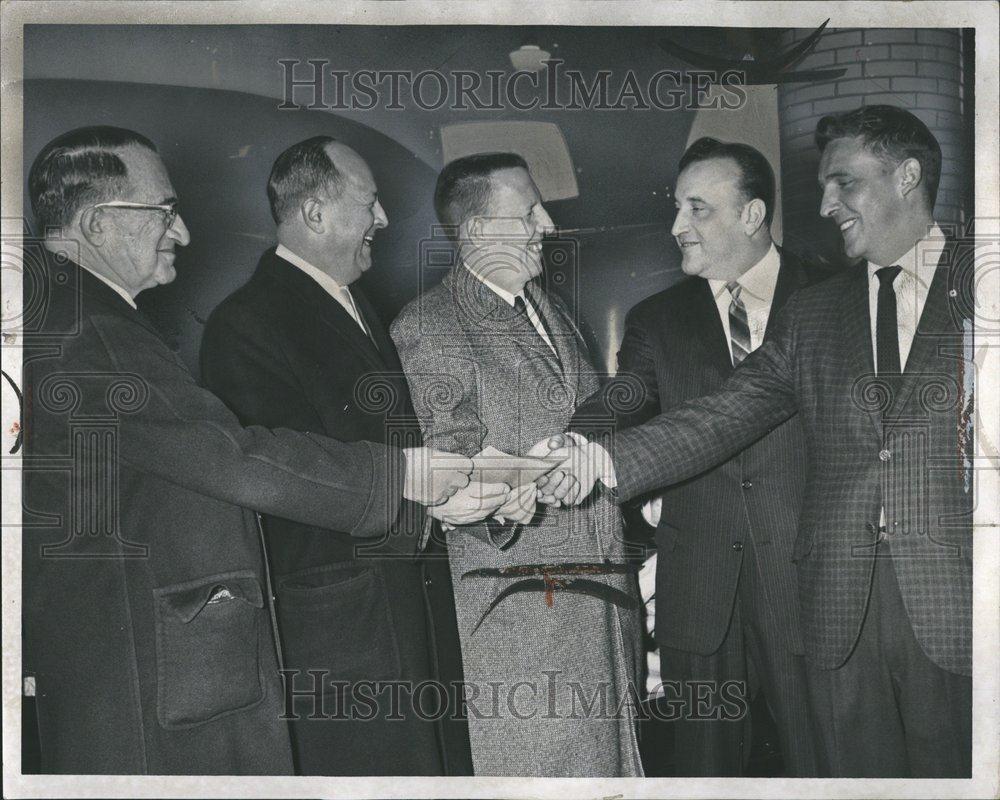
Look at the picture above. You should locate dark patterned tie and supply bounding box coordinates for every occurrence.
[727,281,751,366]
[875,266,902,375]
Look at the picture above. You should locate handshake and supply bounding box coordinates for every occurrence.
[402,433,613,529]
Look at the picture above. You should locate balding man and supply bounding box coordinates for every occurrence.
[22,126,472,775]
[201,137,500,775]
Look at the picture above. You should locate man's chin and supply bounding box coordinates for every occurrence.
[841,238,864,260]
[156,263,177,286]
[680,258,704,277]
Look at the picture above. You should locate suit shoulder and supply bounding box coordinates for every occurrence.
[627,276,699,324]
[791,264,855,304]
[391,280,453,339]
[204,270,281,339]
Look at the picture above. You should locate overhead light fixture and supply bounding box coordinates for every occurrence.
[509,44,551,73]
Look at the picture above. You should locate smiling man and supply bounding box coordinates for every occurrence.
[391,153,644,777]
[23,126,473,775]
[200,136,494,776]
[593,137,824,777]
[541,105,973,778]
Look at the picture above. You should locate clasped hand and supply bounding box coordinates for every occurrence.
[401,446,512,527]
[531,432,612,507]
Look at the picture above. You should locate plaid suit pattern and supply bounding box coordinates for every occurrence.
[612,253,972,676]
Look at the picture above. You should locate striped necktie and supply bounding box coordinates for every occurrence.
[727,281,751,366]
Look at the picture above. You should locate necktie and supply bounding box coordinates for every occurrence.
[515,293,560,366]
[727,281,751,366]
[343,287,380,353]
[875,266,902,375]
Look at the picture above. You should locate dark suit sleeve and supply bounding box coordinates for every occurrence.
[572,307,662,433]
[90,313,402,537]
[612,296,800,502]
[200,307,322,433]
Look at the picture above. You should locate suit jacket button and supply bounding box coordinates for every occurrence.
[732,541,744,552]
[741,480,752,490]
[878,449,891,462]
[424,575,433,587]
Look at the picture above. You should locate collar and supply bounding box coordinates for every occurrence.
[707,242,781,307]
[276,243,352,297]
[866,223,945,290]
[461,261,526,308]
[76,260,138,309]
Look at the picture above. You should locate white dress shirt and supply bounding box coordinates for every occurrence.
[463,263,557,357]
[707,242,782,360]
[77,262,137,309]
[868,224,945,533]
[276,244,370,337]
[866,224,944,372]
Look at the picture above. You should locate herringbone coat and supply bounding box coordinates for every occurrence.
[391,266,644,777]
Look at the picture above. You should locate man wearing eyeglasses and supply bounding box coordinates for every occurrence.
[21,126,474,775]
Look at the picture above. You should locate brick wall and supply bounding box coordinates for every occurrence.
[777,28,965,266]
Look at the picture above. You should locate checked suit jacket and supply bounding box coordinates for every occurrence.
[606,242,974,676]
[591,247,818,658]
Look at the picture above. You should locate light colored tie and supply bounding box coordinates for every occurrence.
[727,281,751,366]
[342,287,375,343]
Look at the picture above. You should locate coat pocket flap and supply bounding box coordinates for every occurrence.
[157,573,264,623]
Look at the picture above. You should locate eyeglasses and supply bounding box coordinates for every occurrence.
[91,200,179,229]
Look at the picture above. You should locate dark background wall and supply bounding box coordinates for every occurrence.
[22,25,972,377]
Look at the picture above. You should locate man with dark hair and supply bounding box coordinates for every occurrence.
[541,105,973,777]
[391,153,644,776]
[591,136,823,776]
[22,126,473,775]
[201,137,496,775]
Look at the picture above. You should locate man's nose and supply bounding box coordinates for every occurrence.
[671,208,687,238]
[819,187,838,219]
[373,199,388,229]
[537,206,555,236]
[168,213,191,246]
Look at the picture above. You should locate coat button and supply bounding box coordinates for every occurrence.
[424,575,433,587]
[732,541,744,552]
[741,480,753,490]
[878,449,892,462]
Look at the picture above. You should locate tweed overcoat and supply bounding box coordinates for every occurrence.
[391,266,644,777]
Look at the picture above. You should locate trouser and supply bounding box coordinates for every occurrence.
[805,545,971,778]
[659,538,819,776]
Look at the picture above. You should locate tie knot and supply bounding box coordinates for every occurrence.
[726,281,743,302]
[876,266,902,288]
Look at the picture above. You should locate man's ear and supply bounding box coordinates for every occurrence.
[898,157,923,199]
[466,215,486,242]
[300,196,324,234]
[77,207,107,247]
[742,198,767,236]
